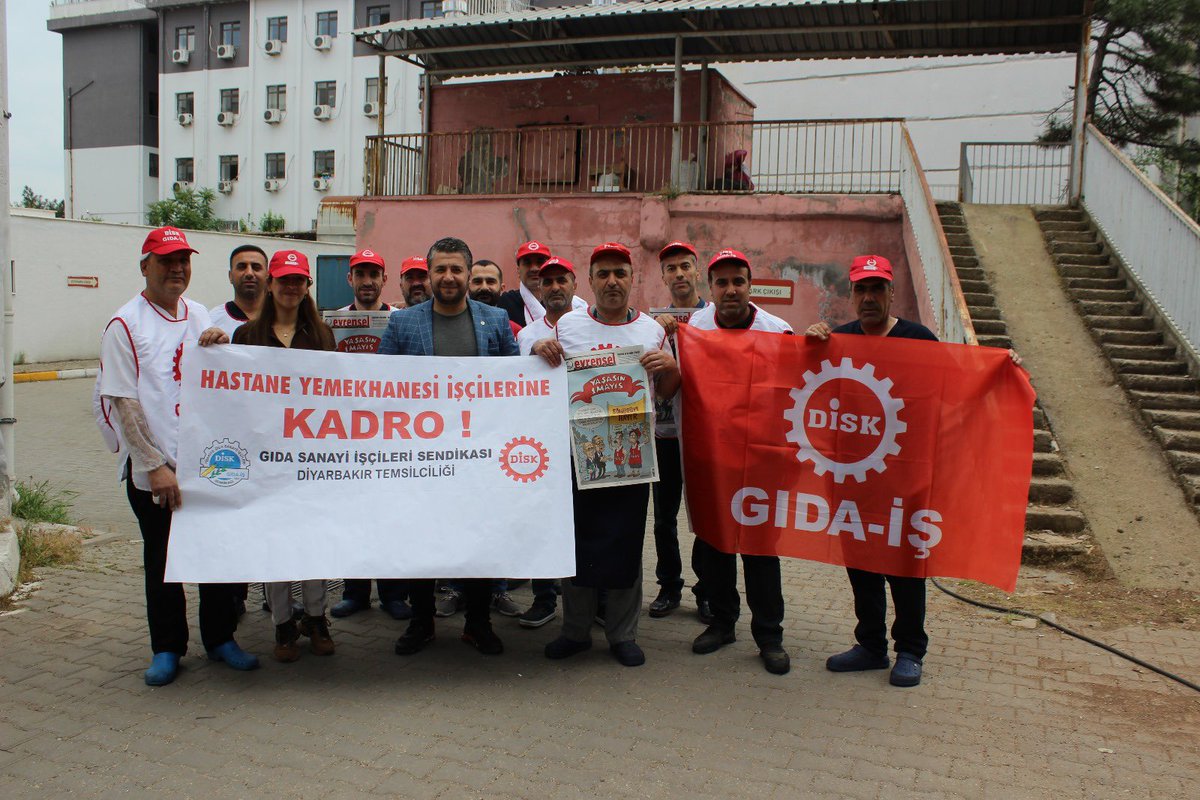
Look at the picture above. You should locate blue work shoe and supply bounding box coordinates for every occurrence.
[381,599,413,621]
[330,597,369,618]
[207,640,261,671]
[609,640,646,667]
[144,652,180,686]
[825,644,890,672]
[889,653,923,687]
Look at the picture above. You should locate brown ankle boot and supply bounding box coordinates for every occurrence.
[299,614,335,656]
[273,620,300,663]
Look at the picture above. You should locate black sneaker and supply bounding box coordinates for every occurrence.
[697,598,714,625]
[462,624,504,655]
[518,600,557,628]
[760,645,791,675]
[394,623,435,655]
[609,640,645,667]
[648,588,681,618]
[692,625,736,654]
[545,636,592,659]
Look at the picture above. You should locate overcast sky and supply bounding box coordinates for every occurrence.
[6,2,64,205]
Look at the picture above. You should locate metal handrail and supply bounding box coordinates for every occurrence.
[958,141,1071,205]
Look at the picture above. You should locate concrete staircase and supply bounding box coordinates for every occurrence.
[1035,207,1200,513]
[938,202,1090,563]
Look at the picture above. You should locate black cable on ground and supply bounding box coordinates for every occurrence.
[930,577,1200,695]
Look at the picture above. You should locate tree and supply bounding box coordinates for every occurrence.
[147,186,222,230]
[19,185,64,218]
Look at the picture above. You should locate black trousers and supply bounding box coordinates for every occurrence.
[694,537,784,648]
[126,476,238,655]
[408,578,491,628]
[651,437,704,598]
[846,568,928,659]
[341,578,410,605]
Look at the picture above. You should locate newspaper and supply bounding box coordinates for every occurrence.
[565,345,658,489]
[321,310,393,354]
[649,308,700,439]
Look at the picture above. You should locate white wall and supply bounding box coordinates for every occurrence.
[66,144,158,223]
[9,215,354,362]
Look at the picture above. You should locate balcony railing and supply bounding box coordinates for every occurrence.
[363,119,904,198]
[958,141,1071,205]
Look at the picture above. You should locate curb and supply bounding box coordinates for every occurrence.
[0,521,18,596]
[14,368,98,384]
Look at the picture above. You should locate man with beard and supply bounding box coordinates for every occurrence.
[498,240,587,326]
[470,259,523,340]
[209,244,267,337]
[531,242,680,667]
[399,256,431,307]
[379,237,519,657]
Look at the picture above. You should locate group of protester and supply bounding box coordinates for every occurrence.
[98,224,954,689]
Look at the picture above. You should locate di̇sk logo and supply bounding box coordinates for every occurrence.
[200,439,251,486]
[784,357,905,483]
[499,436,549,482]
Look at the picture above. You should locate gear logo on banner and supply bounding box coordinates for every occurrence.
[784,357,906,483]
[499,436,549,483]
[200,439,251,487]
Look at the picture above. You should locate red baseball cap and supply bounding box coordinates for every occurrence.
[849,255,893,282]
[658,241,697,260]
[141,226,197,257]
[539,256,575,276]
[349,248,386,272]
[400,256,428,275]
[269,250,311,280]
[590,241,632,265]
[516,241,551,261]
[707,248,751,274]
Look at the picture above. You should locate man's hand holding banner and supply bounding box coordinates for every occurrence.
[166,345,574,583]
[677,327,1035,592]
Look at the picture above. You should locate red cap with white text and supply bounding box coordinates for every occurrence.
[516,241,551,261]
[349,248,386,272]
[400,256,428,275]
[539,256,575,276]
[590,241,632,265]
[658,241,697,260]
[706,248,751,274]
[848,255,893,282]
[141,226,198,257]
[269,250,311,280]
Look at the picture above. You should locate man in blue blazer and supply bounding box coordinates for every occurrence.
[379,236,518,657]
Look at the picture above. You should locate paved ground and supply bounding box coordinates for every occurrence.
[3,379,1200,798]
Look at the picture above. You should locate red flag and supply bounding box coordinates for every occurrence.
[677,326,1035,592]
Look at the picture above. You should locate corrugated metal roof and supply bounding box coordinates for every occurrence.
[353,0,1091,78]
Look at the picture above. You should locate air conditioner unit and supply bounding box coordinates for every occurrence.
[263,108,284,124]
[177,112,193,126]
[217,111,237,126]
[313,34,333,50]
[264,178,282,192]
[313,176,332,192]
[216,44,236,60]
[313,104,333,120]
[363,102,380,117]
[218,179,235,194]
[171,48,190,65]
[172,181,193,192]
[264,39,283,55]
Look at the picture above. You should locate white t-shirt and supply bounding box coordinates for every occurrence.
[208,301,249,338]
[99,293,211,491]
[516,316,558,356]
[554,308,669,354]
[688,302,794,334]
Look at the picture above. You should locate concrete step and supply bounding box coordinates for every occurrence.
[1052,241,1104,256]
[1111,358,1188,376]
[971,318,1008,335]
[1144,409,1200,430]
[1052,230,1098,244]
[1077,300,1143,316]
[1056,253,1113,268]
[956,268,986,284]
[1032,406,1048,428]
[1073,288,1137,302]
[1035,208,1085,223]
[1066,276,1128,291]
[949,246,974,258]
[936,201,961,214]
[967,306,1002,321]
[1096,329,1163,346]
[1166,449,1200,475]
[1025,505,1088,534]
[1183,474,1200,505]
[1022,532,1090,566]
[1028,477,1075,505]
[1130,390,1200,410]
[1121,373,1200,392]
[1038,220,1090,232]
[953,255,981,269]
[1032,452,1066,476]
[977,335,1013,349]
[958,279,992,295]
[1154,427,1200,452]
[1086,315,1155,332]
[945,233,972,247]
[1060,263,1118,279]
[963,292,995,307]
[1102,343,1177,361]
[1033,429,1055,453]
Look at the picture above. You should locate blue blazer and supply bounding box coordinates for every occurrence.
[378,298,519,357]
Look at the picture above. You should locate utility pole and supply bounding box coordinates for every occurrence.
[0,0,15,514]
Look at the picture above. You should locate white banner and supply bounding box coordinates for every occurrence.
[165,344,574,582]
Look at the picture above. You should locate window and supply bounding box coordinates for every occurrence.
[176,158,194,183]
[421,2,444,19]
[176,92,194,115]
[266,84,287,111]
[175,26,195,52]
[267,16,288,42]
[149,153,159,179]
[313,150,335,177]
[220,88,240,114]
[316,11,338,37]
[315,80,337,108]
[266,153,286,180]
[365,77,387,105]
[219,155,239,182]
[367,5,391,25]
[148,91,159,117]
[219,21,241,48]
